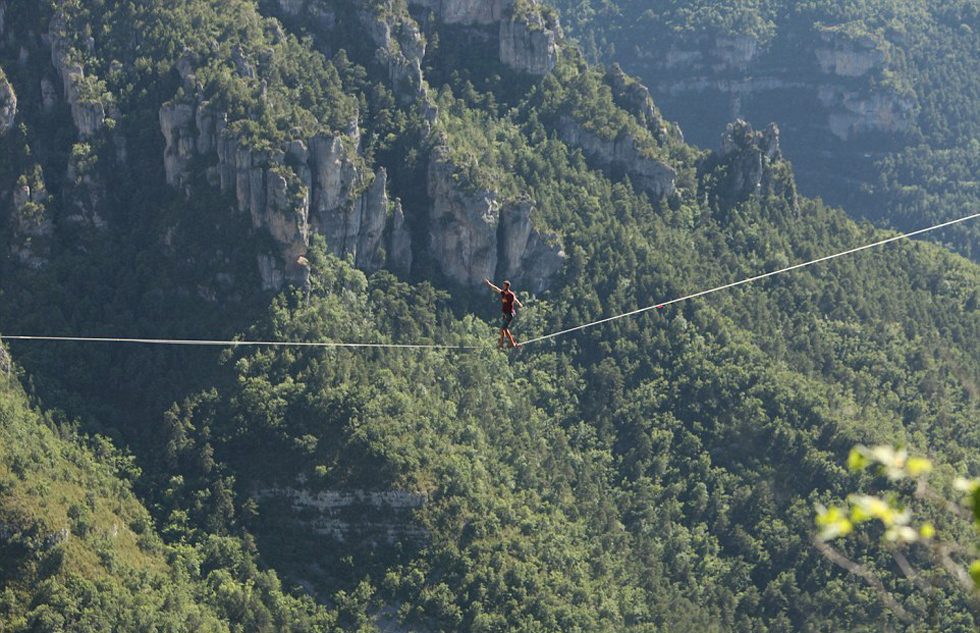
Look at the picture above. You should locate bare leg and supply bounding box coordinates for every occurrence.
[505,329,519,348]
[498,328,505,349]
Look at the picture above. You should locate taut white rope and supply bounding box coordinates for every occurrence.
[520,211,980,346]
[3,211,979,351]
[0,335,474,351]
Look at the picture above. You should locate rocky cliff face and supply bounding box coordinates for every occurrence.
[556,116,676,198]
[815,27,886,78]
[357,1,428,102]
[642,26,912,143]
[818,84,912,140]
[604,63,682,142]
[426,146,564,291]
[0,65,15,134]
[272,0,563,291]
[46,13,108,138]
[410,0,559,76]
[410,0,507,26]
[499,9,559,76]
[160,96,412,290]
[255,486,428,544]
[659,34,762,74]
[9,172,53,269]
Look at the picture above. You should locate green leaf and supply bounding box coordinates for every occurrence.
[848,447,869,472]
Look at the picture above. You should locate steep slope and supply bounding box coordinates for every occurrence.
[0,359,346,632]
[549,0,980,260]
[1,1,980,632]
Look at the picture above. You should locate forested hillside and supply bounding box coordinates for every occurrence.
[550,0,980,260]
[2,0,980,631]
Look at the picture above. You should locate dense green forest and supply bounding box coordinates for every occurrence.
[2,0,980,631]
[549,0,980,261]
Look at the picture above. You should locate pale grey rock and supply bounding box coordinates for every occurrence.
[818,84,913,140]
[48,13,106,137]
[426,146,563,289]
[255,166,310,285]
[231,44,255,79]
[354,168,392,271]
[499,200,564,293]
[358,2,427,101]
[557,116,676,198]
[659,34,761,73]
[650,28,910,141]
[310,5,336,31]
[254,486,428,544]
[387,199,413,275]
[713,34,760,71]
[257,253,285,291]
[278,0,305,16]
[603,63,680,143]
[409,0,508,25]
[40,77,57,111]
[499,9,559,76]
[815,28,886,78]
[309,132,359,225]
[426,146,500,284]
[713,119,797,207]
[159,96,411,289]
[413,0,559,76]
[10,175,53,269]
[159,101,196,186]
[605,64,657,127]
[196,102,226,155]
[0,66,15,134]
[176,48,198,88]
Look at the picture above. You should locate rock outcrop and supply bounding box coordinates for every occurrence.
[660,34,762,74]
[557,116,677,198]
[47,13,107,138]
[40,77,57,112]
[644,26,913,143]
[705,119,797,208]
[10,171,53,269]
[410,0,508,26]
[815,27,886,78]
[160,98,412,289]
[498,200,564,293]
[410,0,560,76]
[0,65,15,134]
[357,1,427,102]
[603,63,683,142]
[818,85,913,140]
[810,27,912,140]
[426,147,499,283]
[426,146,563,289]
[499,9,559,76]
[255,486,428,544]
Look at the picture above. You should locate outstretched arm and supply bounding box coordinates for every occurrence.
[514,294,524,309]
[484,279,502,293]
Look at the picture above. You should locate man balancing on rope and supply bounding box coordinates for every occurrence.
[484,279,524,349]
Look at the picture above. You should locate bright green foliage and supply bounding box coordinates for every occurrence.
[56,0,357,142]
[817,444,980,620]
[3,0,980,631]
[0,369,344,632]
